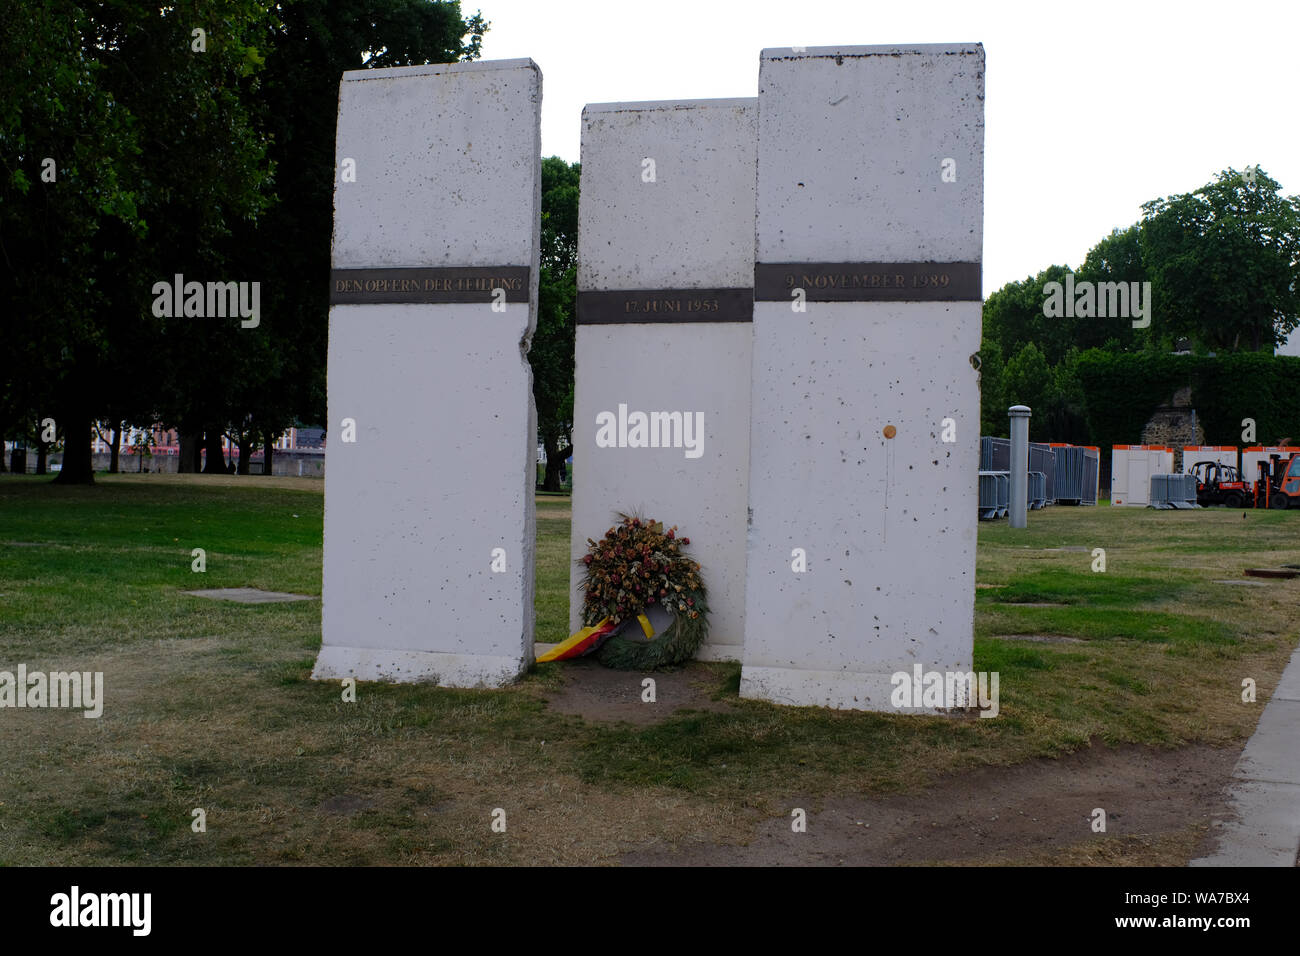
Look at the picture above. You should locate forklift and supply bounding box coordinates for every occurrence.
[1188,460,1252,508]
[1251,452,1300,510]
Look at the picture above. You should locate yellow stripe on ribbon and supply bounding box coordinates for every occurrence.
[536,613,654,664]
[536,618,613,663]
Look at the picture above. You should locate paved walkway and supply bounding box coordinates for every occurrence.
[1191,644,1300,866]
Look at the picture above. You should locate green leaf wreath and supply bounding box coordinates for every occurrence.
[577,513,709,669]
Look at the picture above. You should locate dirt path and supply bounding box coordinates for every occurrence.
[543,658,731,725]
[619,742,1238,866]
[539,661,1242,866]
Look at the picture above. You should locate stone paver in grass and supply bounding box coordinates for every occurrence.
[183,587,315,603]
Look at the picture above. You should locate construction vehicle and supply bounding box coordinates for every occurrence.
[1189,460,1252,508]
[1250,452,1300,510]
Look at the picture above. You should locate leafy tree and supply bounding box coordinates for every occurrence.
[0,1,280,484]
[1001,342,1054,440]
[1074,225,1154,352]
[983,264,1081,367]
[1039,348,1090,444]
[2,1,488,483]
[981,167,1299,445]
[1140,167,1300,352]
[530,157,579,492]
[982,273,1042,367]
[0,0,146,482]
[225,0,488,472]
[976,338,1006,436]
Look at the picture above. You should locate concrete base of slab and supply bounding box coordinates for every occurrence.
[183,588,315,603]
[695,644,742,663]
[311,645,528,688]
[740,665,934,713]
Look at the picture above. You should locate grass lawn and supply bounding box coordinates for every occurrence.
[0,473,1296,865]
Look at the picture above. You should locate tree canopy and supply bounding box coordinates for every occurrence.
[1,0,487,482]
[531,156,579,491]
[1141,168,1300,352]
[980,167,1300,439]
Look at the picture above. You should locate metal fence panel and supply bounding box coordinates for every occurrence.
[1053,445,1099,505]
[1150,472,1199,509]
[978,470,1010,520]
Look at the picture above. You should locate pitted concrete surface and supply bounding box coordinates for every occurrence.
[570,99,756,655]
[319,59,541,686]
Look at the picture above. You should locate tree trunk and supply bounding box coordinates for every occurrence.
[51,410,94,484]
[541,432,568,492]
[201,429,227,474]
[108,423,121,473]
[237,437,253,475]
[0,441,6,472]
[35,442,48,475]
[263,431,275,476]
[10,447,25,473]
[178,432,200,473]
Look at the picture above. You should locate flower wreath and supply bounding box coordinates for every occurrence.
[539,514,709,669]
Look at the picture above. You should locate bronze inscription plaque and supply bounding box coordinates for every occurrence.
[754,262,981,302]
[576,288,752,324]
[330,266,530,305]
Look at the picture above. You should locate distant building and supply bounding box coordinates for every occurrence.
[87,423,325,458]
[91,425,178,455]
[87,424,325,457]
[285,426,326,449]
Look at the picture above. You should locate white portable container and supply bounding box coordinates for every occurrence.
[1111,445,1175,506]
[1241,446,1291,485]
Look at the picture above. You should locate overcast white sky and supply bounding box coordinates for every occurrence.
[474,0,1299,297]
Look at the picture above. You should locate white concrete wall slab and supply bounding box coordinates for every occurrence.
[742,45,985,710]
[570,99,756,659]
[317,59,541,687]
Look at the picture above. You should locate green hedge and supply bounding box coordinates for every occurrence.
[1074,350,1300,453]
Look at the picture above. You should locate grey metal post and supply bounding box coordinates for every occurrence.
[1009,405,1031,528]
